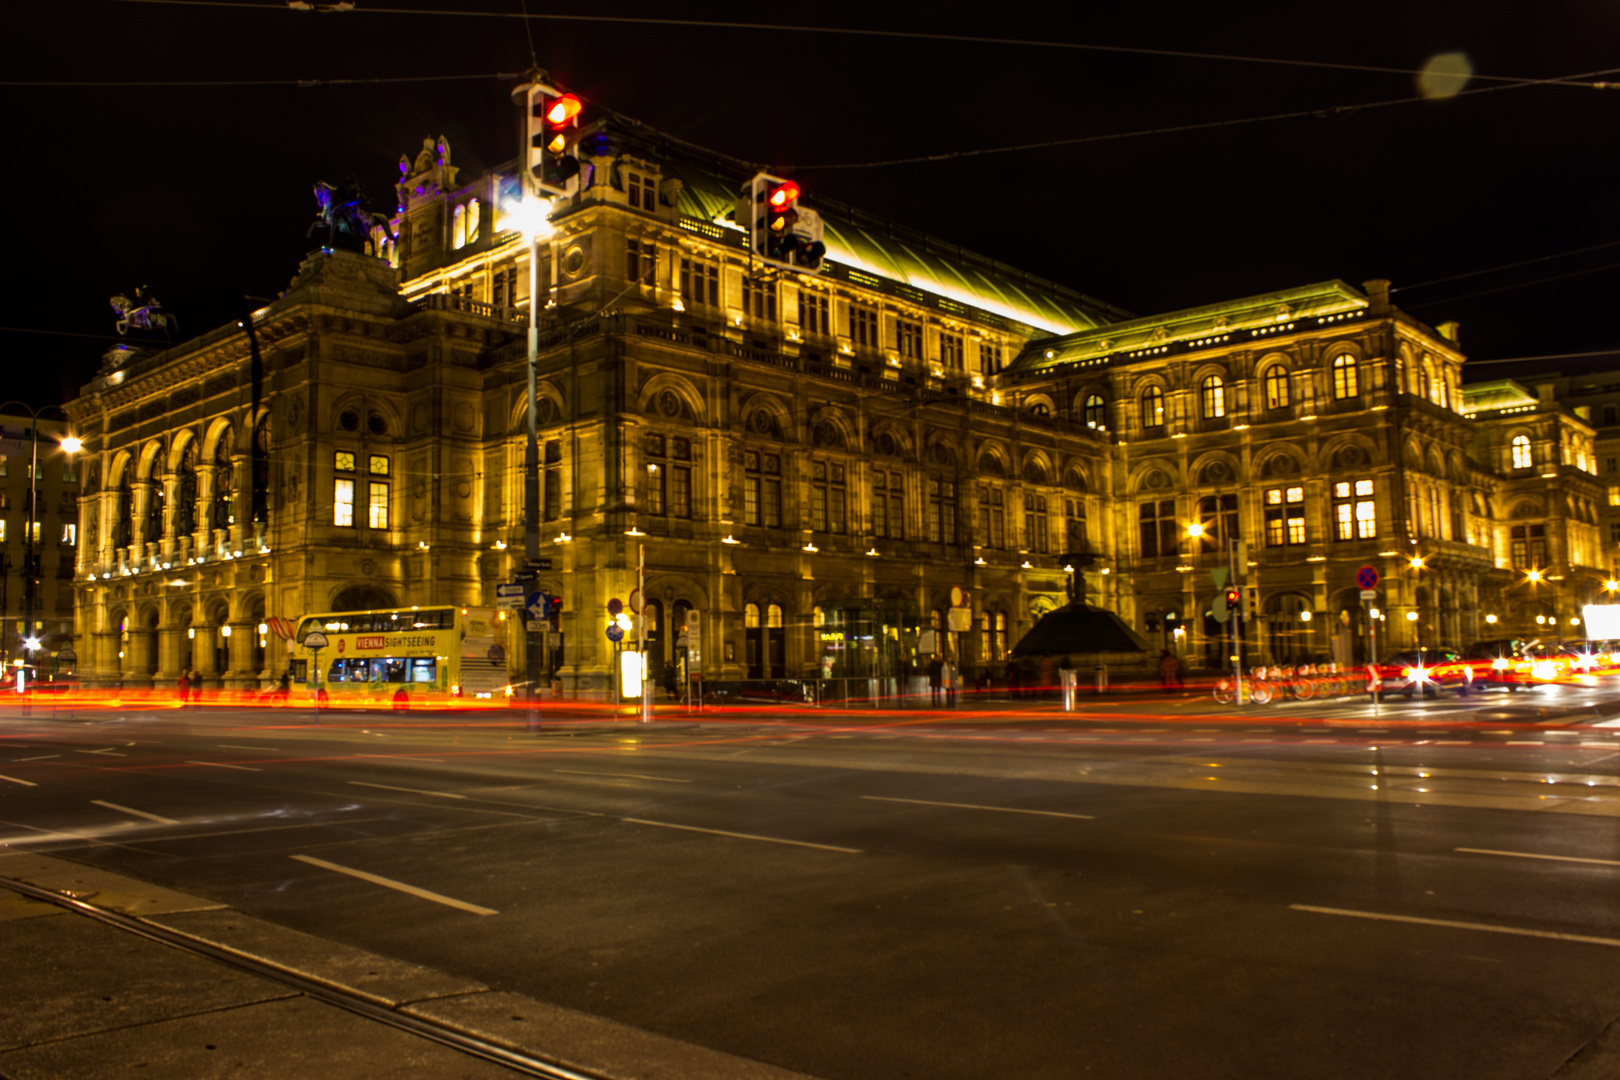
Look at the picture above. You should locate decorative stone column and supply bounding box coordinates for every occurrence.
[225,622,257,691]
[128,626,158,690]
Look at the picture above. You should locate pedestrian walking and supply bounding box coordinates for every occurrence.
[176,670,190,705]
[1159,650,1182,691]
[927,656,943,707]
[189,669,203,707]
[942,658,957,708]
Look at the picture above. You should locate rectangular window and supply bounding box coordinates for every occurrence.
[0,454,7,477]
[491,264,518,309]
[367,482,389,528]
[28,522,39,544]
[679,258,721,309]
[897,319,923,360]
[1510,523,1547,569]
[761,453,782,528]
[369,455,389,476]
[627,172,657,211]
[929,477,956,544]
[811,462,828,532]
[646,434,666,515]
[334,478,355,527]
[744,451,760,526]
[940,333,964,371]
[800,291,830,336]
[743,277,776,322]
[1332,479,1377,540]
[1138,500,1178,558]
[626,238,656,285]
[0,519,6,543]
[1024,493,1049,553]
[543,439,562,521]
[980,342,1002,374]
[61,523,76,546]
[335,451,356,472]
[980,487,1005,548]
[1606,405,1617,427]
[1264,487,1307,546]
[1065,497,1087,551]
[851,305,879,348]
[872,470,887,538]
[62,459,78,483]
[1610,487,1620,507]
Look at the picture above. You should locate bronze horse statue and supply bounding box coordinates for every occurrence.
[110,286,176,337]
[309,179,393,254]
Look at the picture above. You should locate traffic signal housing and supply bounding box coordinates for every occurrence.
[738,172,827,274]
[1225,587,1242,617]
[521,83,583,198]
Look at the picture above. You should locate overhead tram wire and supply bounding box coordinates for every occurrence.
[1392,239,1620,292]
[101,0,1620,90]
[1402,260,1620,309]
[0,72,520,87]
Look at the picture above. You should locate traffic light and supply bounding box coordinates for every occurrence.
[524,84,583,197]
[738,172,827,274]
[1225,587,1242,616]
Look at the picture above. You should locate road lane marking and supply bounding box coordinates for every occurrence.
[621,817,861,853]
[553,769,692,784]
[91,800,178,825]
[217,744,280,752]
[186,760,261,772]
[14,754,58,762]
[1303,739,1340,744]
[1291,903,1620,948]
[862,795,1095,820]
[1456,847,1620,869]
[75,749,126,757]
[0,774,39,787]
[1506,741,1546,746]
[348,781,466,800]
[290,855,497,915]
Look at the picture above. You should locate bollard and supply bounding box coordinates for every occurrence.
[1061,669,1078,712]
[1095,664,1108,694]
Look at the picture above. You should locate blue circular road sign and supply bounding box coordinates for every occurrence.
[606,624,625,643]
[1356,565,1379,590]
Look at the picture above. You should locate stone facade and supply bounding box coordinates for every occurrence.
[63,111,1611,692]
[0,414,79,671]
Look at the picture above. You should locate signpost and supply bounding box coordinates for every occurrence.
[1359,565,1381,716]
[302,630,329,712]
[497,583,526,610]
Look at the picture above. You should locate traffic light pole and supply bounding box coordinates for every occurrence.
[523,207,541,720]
[1229,539,1244,704]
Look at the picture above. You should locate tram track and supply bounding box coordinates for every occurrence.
[0,874,602,1080]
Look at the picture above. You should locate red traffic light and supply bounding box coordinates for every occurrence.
[544,92,582,128]
[767,181,800,209]
[1225,588,1242,608]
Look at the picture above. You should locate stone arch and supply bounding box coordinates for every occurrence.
[1509,499,1544,519]
[108,449,135,487]
[869,420,914,460]
[1425,446,1447,477]
[923,433,959,469]
[1189,451,1241,488]
[329,583,399,611]
[509,380,568,433]
[741,391,791,441]
[1128,458,1180,494]
[1062,463,1089,492]
[137,438,165,480]
[1257,445,1307,479]
[201,417,236,460]
[808,405,853,449]
[167,429,200,472]
[1022,393,1056,417]
[638,374,703,424]
[976,442,1010,478]
[1321,432,1379,472]
[1020,450,1054,486]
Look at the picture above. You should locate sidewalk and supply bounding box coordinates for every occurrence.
[0,853,819,1080]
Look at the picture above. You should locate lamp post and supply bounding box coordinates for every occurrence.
[516,194,555,710]
[0,402,79,690]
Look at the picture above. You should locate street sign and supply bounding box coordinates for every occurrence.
[949,585,966,608]
[303,631,329,650]
[525,557,553,571]
[1211,594,1230,624]
[1211,567,1229,589]
[628,588,643,614]
[497,582,526,610]
[606,623,625,643]
[1357,565,1380,590]
[947,607,973,632]
[527,591,547,619]
[607,597,624,616]
[1360,588,1378,601]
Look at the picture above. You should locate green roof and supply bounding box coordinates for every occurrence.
[658,153,1128,336]
[1001,279,1372,375]
[1460,379,1539,414]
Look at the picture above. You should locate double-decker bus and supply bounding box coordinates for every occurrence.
[290,606,510,707]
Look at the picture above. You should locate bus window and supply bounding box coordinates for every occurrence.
[289,659,308,683]
[381,658,407,683]
[409,658,436,683]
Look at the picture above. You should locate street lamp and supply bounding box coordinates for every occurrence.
[517,193,556,707]
[0,402,78,682]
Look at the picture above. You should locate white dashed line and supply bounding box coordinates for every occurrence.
[1456,847,1620,869]
[186,760,262,772]
[14,754,58,762]
[0,773,39,787]
[91,800,178,825]
[1292,903,1620,948]
[554,769,692,784]
[290,855,497,915]
[863,795,1095,820]
[621,817,862,853]
[348,781,466,800]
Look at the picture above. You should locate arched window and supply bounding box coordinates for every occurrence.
[744,603,760,628]
[211,432,235,533]
[1084,394,1106,429]
[1140,386,1165,429]
[1331,354,1358,399]
[1419,359,1434,403]
[1264,365,1289,410]
[1201,375,1225,420]
[1511,434,1532,469]
[452,204,466,250]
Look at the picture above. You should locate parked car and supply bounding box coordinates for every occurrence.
[1370,646,1466,698]
[1461,638,1556,690]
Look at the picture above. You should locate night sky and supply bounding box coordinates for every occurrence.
[9,1,1620,408]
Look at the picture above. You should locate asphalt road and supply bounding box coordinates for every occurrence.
[4,689,1620,1079]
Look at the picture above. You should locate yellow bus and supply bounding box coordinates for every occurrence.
[290,606,510,707]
